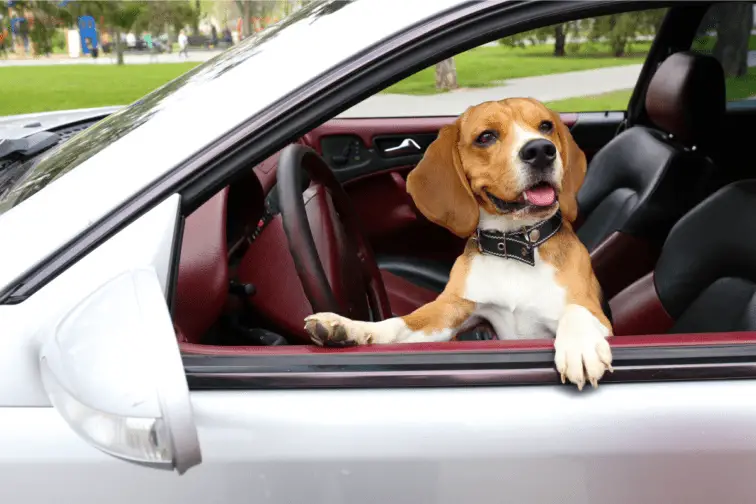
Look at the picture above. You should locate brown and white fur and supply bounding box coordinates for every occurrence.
[304,98,613,390]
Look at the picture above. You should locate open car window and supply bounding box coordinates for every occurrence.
[168,1,756,391]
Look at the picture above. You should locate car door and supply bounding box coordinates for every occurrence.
[7,189,756,504]
[179,340,756,504]
[6,188,756,504]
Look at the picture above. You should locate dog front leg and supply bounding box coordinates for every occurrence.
[554,304,613,390]
[305,295,475,346]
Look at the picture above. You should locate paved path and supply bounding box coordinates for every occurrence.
[341,64,643,117]
[0,49,223,66]
[341,50,756,117]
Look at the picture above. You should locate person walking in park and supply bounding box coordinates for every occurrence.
[178,29,189,59]
[144,32,157,62]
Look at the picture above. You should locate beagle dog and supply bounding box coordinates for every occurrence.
[305,97,613,390]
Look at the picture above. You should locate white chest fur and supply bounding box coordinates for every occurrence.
[462,249,567,339]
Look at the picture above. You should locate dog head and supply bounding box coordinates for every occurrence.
[406,97,587,237]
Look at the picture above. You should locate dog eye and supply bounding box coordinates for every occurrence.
[474,130,498,147]
[538,120,554,134]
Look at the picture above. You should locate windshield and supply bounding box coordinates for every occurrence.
[0,0,350,216]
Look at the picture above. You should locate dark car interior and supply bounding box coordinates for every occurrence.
[172,2,756,356]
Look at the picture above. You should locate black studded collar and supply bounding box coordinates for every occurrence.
[473,211,562,266]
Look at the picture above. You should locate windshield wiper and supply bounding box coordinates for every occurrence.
[0,131,61,164]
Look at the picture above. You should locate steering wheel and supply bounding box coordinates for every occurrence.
[277,144,392,322]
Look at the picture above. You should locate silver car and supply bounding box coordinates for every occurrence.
[0,0,754,502]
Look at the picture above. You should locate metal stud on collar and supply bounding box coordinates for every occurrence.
[528,228,540,243]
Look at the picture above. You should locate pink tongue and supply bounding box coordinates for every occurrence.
[524,185,556,206]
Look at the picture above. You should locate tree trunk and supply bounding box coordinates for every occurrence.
[114,28,123,65]
[713,2,753,77]
[435,57,458,91]
[242,1,251,38]
[165,22,173,53]
[553,24,566,57]
[613,39,626,57]
[193,0,201,35]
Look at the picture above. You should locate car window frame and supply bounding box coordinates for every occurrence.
[172,0,756,392]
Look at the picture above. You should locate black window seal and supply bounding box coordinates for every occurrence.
[183,342,756,390]
[0,0,676,304]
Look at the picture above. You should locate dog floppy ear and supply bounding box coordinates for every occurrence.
[553,111,587,223]
[406,122,479,238]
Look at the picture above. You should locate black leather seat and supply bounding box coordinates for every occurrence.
[381,51,725,298]
[611,180,756,336]
[576,50,724,252]
[377,255,451,293]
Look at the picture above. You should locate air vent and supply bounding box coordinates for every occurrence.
[54,123,92,142]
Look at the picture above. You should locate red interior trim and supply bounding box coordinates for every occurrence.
[180,332,756,356]
[303,117,457,150]
[591,232,660,300]
[610,272,675,336]
[381,269,439,316]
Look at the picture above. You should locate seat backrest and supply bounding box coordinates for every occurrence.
[173,188,230,344]
[579,51,725,298]
[655,180,756,333]
[610,180,756,336]
[579,51,725,251]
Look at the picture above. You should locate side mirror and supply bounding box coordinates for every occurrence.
[38,268,201,474]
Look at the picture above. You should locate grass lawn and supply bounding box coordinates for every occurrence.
[546,67,756,113]
[546,89,635,113]
[4,38,754,117]
[0,62,200,115]
[384,41,650,95]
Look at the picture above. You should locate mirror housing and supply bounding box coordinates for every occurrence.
[39,268,201,474]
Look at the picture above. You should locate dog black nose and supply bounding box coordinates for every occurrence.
[518,139,557,170]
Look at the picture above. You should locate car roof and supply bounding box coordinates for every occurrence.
[0,0,471,291]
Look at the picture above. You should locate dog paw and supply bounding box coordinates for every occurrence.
[304,312,370,347]
[554,305,613,390]
[554,333,612,390]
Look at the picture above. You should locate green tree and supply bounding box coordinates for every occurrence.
[585,9,666,57]
[500,10,665,57]
[99,1,146,65]
[499,22,579,56]
[3,0,62,56]
[132,1,198,51]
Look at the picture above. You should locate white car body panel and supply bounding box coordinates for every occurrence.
[3,382,756,503]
